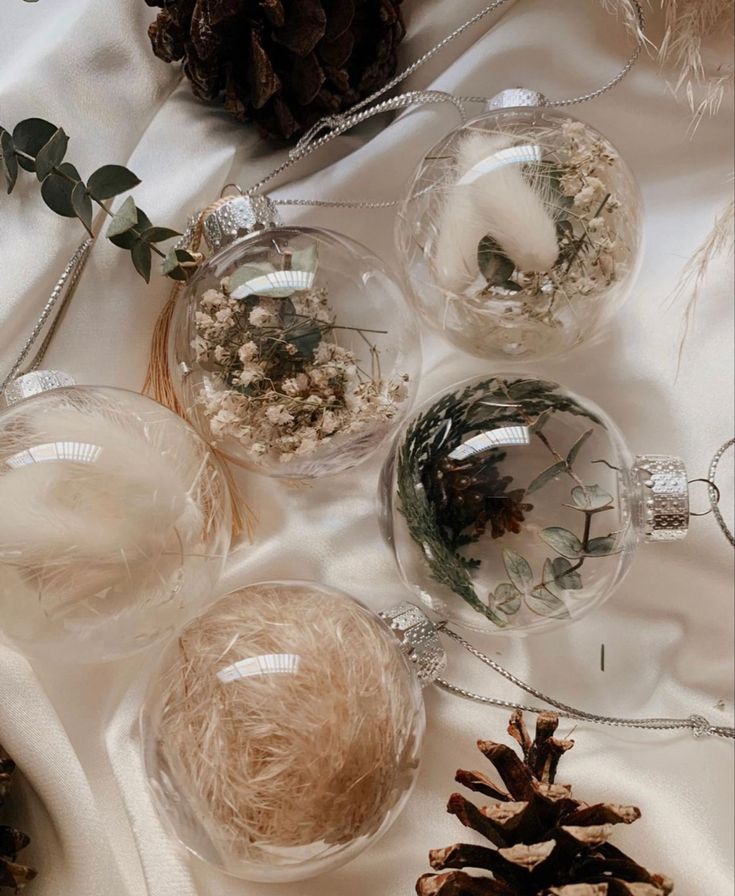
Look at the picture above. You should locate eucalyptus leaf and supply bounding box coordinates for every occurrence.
[527,585,570,619]
[12,118,56,172]
[0,128,17,193]
[282,298,322,360]
[109,207,152,248]
[478,234,515,285]
[566,428,593,466]
[34,128,68,181]
[141,226,180,244]
[40,162,81,217]
[539,527,583,559]
[526,460,566,495]
[289,243,318,274]
[131,240,152,282]
[229,261,280,298]
[107,195,138,238]
[490,582,522,617]
[502,549,533,593]
[551,556,583,590]
[71,182,93,234]
[585,535,617,556]
[87,164,141,201]
[571,484,614,510]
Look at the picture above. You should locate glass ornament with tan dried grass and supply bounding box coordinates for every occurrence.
[140,582,433,882]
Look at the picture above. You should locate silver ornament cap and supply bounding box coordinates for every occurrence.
[2,370,76,408]
[486,87,546,111]
[202,193,282,253]
[634,454,690,542]
[380,602,447,687]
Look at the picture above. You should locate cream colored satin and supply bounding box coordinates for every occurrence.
[0,1,733,894]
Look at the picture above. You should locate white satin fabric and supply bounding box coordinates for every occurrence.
[1,1,733,894]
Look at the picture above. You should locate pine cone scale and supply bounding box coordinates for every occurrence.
[0,745,36,891]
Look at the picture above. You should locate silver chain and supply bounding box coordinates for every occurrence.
[436,624,735,740]
[250,0,646,209]
[709,438,735,547]
[1,237,94,395]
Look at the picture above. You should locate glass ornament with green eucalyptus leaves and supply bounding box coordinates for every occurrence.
[380,374,692,634]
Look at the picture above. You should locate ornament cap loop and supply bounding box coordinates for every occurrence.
[633,454,689,542]
[202,194,281,253]
[485,87,546,111]
[2,370,76,408]
[380,602,447,687]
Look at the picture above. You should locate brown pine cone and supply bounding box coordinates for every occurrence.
[0,746,36,891]
[417,712,674,896]
[145,0,406,141]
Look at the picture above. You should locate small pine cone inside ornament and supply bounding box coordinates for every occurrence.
[416,711,674,896]
[145,0,406,140]
[0,746,37,891]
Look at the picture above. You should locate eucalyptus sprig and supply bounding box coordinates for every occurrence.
[0,117,199,282]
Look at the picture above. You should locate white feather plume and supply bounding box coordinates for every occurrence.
[0,396,210,622]
[434,132,559,293]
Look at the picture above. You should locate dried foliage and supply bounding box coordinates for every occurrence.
[417,711,674,896]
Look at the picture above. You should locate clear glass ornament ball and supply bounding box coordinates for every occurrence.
[380,374,650,635]
[395,107,642,360]
[169,226,421,478]
[141,581,425,882]
[0,385,231,662]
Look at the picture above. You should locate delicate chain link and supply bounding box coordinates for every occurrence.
[437,624,735,740]
[709,438,735,547]
[252,0,646,209]
[0,238,94,395]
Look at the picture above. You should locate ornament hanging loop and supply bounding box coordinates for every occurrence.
[687,478,720,516]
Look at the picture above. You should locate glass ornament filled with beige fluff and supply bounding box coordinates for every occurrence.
[0,373,231,663]
[396,102,642,360]
[141,581,427,882]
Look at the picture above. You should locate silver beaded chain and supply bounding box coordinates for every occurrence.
[245,0,646,209]
[436,624,735,740]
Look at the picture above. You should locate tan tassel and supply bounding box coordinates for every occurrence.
[143,283,186,417]
[143,206,254,541]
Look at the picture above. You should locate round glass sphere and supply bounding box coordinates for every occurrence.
[141,581,425,882]
[169,226,421,477]
[0,384,231,662]
[396,107,642,360]
[380,374,646,634]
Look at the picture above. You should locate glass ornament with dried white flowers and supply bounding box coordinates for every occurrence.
[0,373,231,663]
[141,581,430,882]
[169,202,420,478]
[396,103,642,360]
[380,374,692,634]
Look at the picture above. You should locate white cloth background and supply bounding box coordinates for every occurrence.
[1,1,733,894]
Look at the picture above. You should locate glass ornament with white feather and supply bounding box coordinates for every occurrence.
[395,94,642,360]
[167,195,421,478]
[0,372,231,663]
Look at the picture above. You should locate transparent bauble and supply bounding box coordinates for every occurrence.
[396,107,642,360]
[169,226,421,477]
[141,581,425,882]
[380,374,688,634]
[0,380,231,662]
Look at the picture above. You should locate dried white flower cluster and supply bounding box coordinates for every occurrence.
[192,282,408,464]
